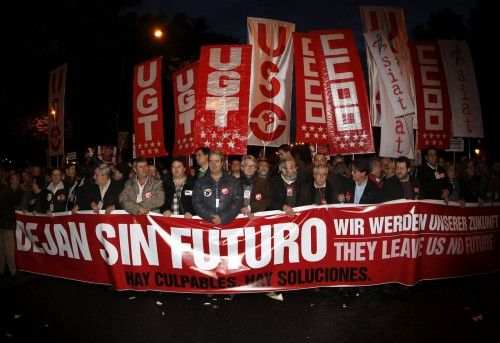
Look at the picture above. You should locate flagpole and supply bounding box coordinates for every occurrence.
[468,138,471,158]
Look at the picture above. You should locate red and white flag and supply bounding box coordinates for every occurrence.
[247,17,295,147]
[194,45,252,155]
[48,63,67,156]
[133,56,168,158]
[360,6,415,127]
[311,29,374,155]
[410,41,452,149]
[439,40,484,138]
[173,62,198,155]
[293,32,328,144]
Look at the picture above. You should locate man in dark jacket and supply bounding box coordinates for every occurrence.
[0,179,16,275]
[27,176,51,214]
[383,156,419,201]
[270,157,303,217]
[416,147,452,200]
[162,156,195,218]
[239,155,271,217]
[90,163,122,214]
[341,158,383,205]
[192,150,243,225]
[298,165,336,205]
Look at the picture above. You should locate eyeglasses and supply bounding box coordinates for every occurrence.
[209,160,222,164]
[242,164,257,168]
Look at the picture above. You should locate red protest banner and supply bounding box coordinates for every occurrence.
[15,201,500,293]
[410,41,452,150]
[133,56,168,158]
[311,29,375,155]
[293,32,329,145]
[173,62,198,155]
[194,45,252,155]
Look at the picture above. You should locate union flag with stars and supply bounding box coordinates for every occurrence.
[194,45,252,155]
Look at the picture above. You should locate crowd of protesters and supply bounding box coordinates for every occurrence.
[1,145,500,276]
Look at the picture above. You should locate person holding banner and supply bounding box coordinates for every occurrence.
[119,157,165,215]
[239,155,271,217]
[26,176,51,214]
[89,164,122,214]
[192,150,242,225]
[270,157,303,217]
[382,156,419,201]
[298,165,335,206]
[416,148,452,201]
[161,156,195,218]
[0,177,16,275]
[340,158,383,205]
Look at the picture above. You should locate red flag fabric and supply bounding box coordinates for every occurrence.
[133,56,168,158]
[194,45,252,155]
[293,32,329,144]
[15,201,500,293]
[311,29,375,155]
[173,62,198,155]
[410,41,452,149]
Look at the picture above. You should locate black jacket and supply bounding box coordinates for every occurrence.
[345,179,383,204]
[270,176,303,210]
[161,175,195,215]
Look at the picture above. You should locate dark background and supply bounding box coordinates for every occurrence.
[0,0,497,168]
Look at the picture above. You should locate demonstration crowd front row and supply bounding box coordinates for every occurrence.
[1,144,499,278]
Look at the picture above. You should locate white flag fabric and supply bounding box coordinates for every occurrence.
[247,17,295,147]
[379,84,414,159]
[360,6,414,127]
[364,31,415,117]
[439,40,483,138]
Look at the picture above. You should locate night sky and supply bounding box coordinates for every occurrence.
[1,0,494,167]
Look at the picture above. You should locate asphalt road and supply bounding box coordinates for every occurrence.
[1,271,499,342]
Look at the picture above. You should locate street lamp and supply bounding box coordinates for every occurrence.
[153,28,163,39]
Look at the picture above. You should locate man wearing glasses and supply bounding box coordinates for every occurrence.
[239,155,271,217]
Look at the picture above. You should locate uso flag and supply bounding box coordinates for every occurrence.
[133,56,168,158]
[173,62,198,155]
[247,17,295,147]
[194,45,252,155]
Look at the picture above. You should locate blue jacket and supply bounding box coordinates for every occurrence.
[192,172,243,224]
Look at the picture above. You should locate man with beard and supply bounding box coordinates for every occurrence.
[239,155,271,217]
[383,156,418,201]
[270,157,302,217]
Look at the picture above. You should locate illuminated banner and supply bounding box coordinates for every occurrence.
[48,63,67,156]
[293,32,328,144]
[439,40,484,138]
[409,41,452,149]
[311,29,374,155]
[194,45,252,155]
[133,56,168,158]
[247,17,295,147]
[15,202,500,293]
[360,6,415,126]
[365,31,415,159]
[173,62,198,155]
